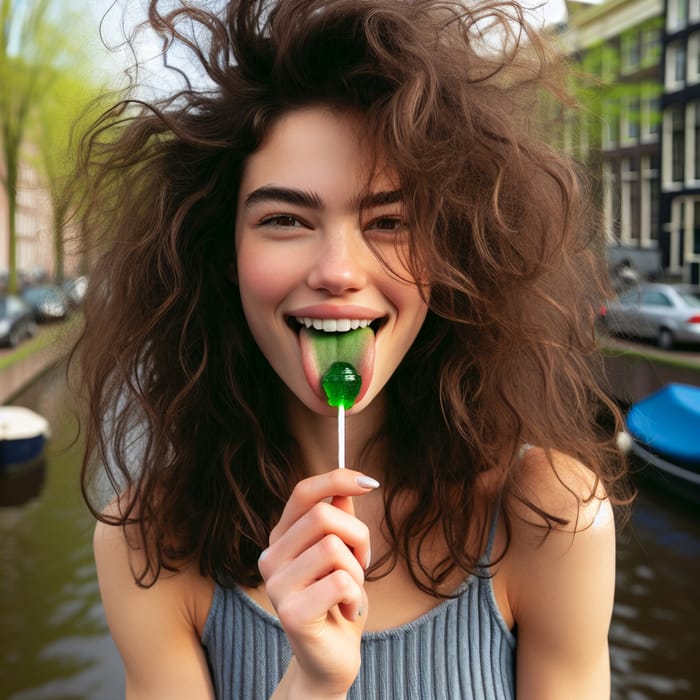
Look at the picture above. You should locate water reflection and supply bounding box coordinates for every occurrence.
[611,488,699,699]
[0,364,125,700]
[0,459,46,507]
[0,363,698,699]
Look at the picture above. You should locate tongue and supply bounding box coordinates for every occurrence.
[299,326,374,402]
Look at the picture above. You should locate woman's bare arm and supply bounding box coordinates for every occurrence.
[93,519,215,700]
[505,450,617,700]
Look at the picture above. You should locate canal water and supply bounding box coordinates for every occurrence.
[1,362,698,699]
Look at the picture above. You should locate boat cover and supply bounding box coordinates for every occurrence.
[627,384,700,467]
[0,406,50,441]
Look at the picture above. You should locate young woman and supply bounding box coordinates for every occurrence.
[72,1,630,698]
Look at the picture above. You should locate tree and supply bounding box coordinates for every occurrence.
[33,69,109,283]
[1,0,48,292]
[0,0,96,293]
[575,27,663,154]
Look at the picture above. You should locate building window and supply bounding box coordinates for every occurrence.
[641,91,661,141]
[610,163,622,241]
[665,106,686,185]
[640,156,659,246]
[694,200,700,254]
[622,97,640,144]
[603,99,619,148]
[668,0,689,31]
[689,32,700,84]
[666,41,687,90]
[650,179,660,242]
[677,43,687,83]
[692,101,700,182]
[690,0,700,23]
[674,107,685,182]
[621,32,640,74]
[621,159,640,244]
[601,45,617,83]
[641,26,662,67]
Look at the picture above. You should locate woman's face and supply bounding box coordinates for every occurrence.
[235,107,429,415]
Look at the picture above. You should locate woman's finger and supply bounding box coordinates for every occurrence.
[276,569,367,629]
[259,501,371,578]
[330,494,354,517]
[264,532,366,603]
[270,469,379,543]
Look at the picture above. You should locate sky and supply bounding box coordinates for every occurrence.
[527,0,569,25]
[86,0,587,96]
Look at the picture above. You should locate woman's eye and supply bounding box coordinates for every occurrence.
[259,214,304,228]
[367,217,406,233]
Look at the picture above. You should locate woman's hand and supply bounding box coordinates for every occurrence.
[259,468,378,698]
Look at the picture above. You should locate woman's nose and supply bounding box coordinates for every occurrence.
[306,227,369,295]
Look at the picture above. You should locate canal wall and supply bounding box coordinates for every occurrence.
[0,344,66,405]
[3,330,700,410]
[603,346,700,405]
[0,324,77,405]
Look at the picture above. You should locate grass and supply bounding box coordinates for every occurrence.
[0,317,81,371]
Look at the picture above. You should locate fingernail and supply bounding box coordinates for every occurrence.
[356,475,380,489]
[258,548,269,563]
[364,549,372,570]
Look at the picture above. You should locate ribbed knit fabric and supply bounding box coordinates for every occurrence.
[202,518,516,699]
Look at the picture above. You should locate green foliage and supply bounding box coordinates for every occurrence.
[32,67,111,282]
[0,0,110,292]
[0,0,52,293]
[569,17,664,157]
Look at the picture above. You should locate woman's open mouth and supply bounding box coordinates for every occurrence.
[289,316,385,404]
[286,316,385,334]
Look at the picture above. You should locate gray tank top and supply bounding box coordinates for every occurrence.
[202,515,516,699]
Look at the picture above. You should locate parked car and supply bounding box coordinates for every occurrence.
[62,276,88,307]
[21,285,70,323]
[600,282,700,350]
[0,294,37,347]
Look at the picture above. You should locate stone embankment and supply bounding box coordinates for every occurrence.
[0,323,77,404]
[4,323,700,407]
[603,338,700,405]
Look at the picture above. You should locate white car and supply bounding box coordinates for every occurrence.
[601,283,700,350]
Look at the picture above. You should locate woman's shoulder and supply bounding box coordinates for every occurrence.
[497,445,615,614]
[492,445,616,606]
[506,445,612,533]
[93,499,215,638]
[93,501,217,695]
[494,447,618,696]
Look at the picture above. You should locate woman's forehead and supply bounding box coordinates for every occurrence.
[239,107,399,202]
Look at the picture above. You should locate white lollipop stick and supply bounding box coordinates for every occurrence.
[338,404,345,469]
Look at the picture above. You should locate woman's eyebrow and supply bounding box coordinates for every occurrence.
[242,186,404,210]
[357,189,403,208]
[243,186,323,210]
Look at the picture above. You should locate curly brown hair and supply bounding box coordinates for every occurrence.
[72,0,629,594]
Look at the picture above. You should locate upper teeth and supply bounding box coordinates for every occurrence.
[296,317,372,332]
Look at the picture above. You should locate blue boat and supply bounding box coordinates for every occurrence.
[0,406,50,474]
[625,383,700,505]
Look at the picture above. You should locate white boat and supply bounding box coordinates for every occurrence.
[0,406,51,474]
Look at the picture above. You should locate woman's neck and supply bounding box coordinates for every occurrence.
[284,391,388,480]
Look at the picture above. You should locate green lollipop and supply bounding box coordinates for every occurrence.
[322,361,362,409]
[322,361,362,469]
